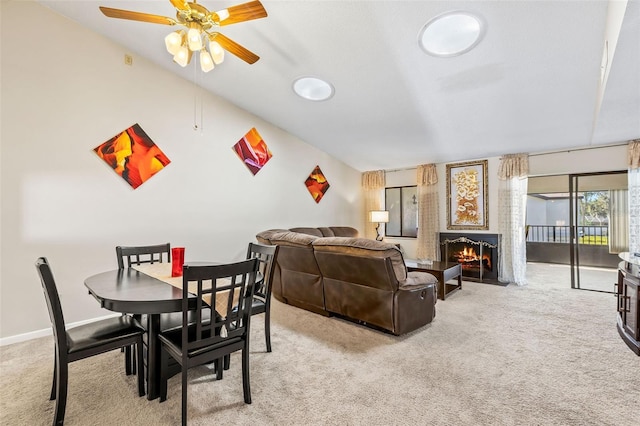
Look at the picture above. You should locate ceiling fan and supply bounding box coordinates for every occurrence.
[99,0,267,72]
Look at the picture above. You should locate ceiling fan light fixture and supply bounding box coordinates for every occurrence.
[98,0,268,72]
[173,45,192,67]
[293,77,335,101]
[209,41,225,64]
[165,30,185,55]
[418,11,485,57]
[187,23,203,51]
[200,49,215,72]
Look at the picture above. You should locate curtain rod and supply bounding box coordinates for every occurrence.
[384,166,417,173]
[381,142,630,172]
[528,142,629,157]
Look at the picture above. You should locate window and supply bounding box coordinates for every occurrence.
[385,186,418,237]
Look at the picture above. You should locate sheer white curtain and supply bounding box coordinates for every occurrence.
[362,170,385,240]
[609,189,629,254]
[629,140,640,254]
[498,154,528,285]
[416,164,440,260]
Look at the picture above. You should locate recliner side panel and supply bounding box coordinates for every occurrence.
[274,245,325,311]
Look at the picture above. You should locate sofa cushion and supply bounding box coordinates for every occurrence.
[269,231,318,247]
[312,237,407,282]
[289,227,324,237]
[256,229,289,245]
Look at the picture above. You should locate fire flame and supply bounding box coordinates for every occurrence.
[453,246,491,269]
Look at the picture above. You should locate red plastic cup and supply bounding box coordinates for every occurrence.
[171,247,185,277]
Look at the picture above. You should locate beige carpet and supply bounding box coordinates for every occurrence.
[1,263,638,426]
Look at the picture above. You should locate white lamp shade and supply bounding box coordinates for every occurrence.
[200,49,215,72]
[173,46,192,67]
[187,27,203,51]
[209,41,225,64]
[164,30,184,55]
[369,210,389,223]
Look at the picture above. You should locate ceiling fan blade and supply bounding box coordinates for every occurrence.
[99,7,176,26]
[169,0,190,12]
[210,33,260,64]
[214,1,268,26]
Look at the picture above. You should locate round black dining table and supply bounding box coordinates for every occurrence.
[84,267,198,400]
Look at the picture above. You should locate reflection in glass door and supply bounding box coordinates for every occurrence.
[569,171,628,293]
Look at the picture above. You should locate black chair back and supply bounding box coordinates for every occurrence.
[116,243,170,374]
[35,257,146,425]
[247,242,278,304]
[116,243,171,269]
[35,257,69,358]
[181,258,259,358]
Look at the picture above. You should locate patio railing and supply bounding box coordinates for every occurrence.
[526,225,608,245]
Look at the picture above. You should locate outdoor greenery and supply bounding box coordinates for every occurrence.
[579,235,608,245]
[526,190,612,246]
[579,191,610,226]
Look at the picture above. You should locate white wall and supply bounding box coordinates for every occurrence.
[384,146,628,259]
[0,2,362,341]
[385,157,501,258]
[529,145,628,176]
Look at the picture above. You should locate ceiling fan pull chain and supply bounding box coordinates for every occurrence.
[193,58,202,132]
[199,88,204,133]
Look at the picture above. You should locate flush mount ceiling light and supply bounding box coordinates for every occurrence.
[418,11,485,57]
[100,0,267,73]
[293,77,335,101]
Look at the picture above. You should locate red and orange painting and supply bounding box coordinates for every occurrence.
[305,165,330,203]
[232,127,272,175]
[94,124,171,189]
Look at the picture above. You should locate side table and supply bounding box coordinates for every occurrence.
[406,260,462,301]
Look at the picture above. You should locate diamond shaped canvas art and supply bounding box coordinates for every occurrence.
[305,165,330,203]
[94,123,170,189]
[232,127,272,175]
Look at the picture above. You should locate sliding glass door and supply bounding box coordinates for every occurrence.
[569,171,628,292]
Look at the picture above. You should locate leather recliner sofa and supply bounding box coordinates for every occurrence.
[256,227,437,335]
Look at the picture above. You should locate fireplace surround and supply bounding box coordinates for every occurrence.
[439,232,501,283]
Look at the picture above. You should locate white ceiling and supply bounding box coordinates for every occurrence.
[38,0,640,172]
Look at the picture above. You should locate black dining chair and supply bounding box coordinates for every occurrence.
[158,258,260,426]
[35,257,145,426]
[116,243,171,270]
[116,243,171,374]
[222,243,279,373]
[245,242,279,352]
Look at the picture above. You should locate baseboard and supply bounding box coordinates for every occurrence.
[0,312,121,347]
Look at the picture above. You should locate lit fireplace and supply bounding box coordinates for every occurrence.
[454,245,492,271]
[439,233,500,283]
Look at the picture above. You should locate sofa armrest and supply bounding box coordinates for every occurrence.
[394,272,437,334]
[256,229,289,244]
[399,271,438,290]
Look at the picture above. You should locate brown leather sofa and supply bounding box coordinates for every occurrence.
[256,227,437,335]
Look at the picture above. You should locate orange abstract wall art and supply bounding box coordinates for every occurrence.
[305,165,330,203]
[94,123,171,189]
[232,127,272,175]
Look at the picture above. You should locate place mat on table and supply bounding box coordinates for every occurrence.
[132,263,238,317]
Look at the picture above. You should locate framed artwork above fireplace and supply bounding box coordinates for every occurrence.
[446,159,488,230]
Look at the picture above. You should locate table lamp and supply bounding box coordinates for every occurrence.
[369,210,390,241]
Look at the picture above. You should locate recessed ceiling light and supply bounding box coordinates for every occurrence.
[293,76,334,101]
[418,11,485,57]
